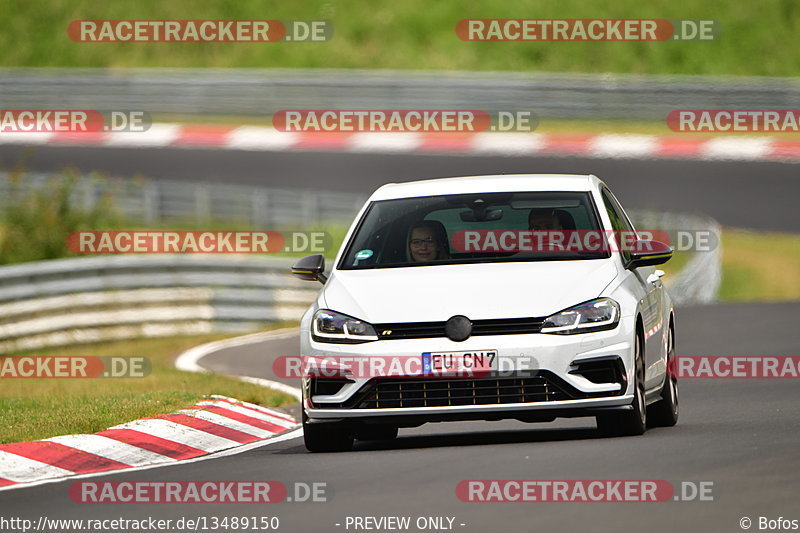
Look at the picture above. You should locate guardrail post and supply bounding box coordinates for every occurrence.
[251,189,270,227]
[142,182,160,225]
[195,185,211,225]
[302,190,319,227]
[78,177,95,211]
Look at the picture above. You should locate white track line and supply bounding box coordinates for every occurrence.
[175,327,303,399]
[238,375,302,400]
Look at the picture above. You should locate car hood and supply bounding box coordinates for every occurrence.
[322,259,620,323]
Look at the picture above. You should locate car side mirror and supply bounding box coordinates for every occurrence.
[628,240,672,269]
[291,254,328,284]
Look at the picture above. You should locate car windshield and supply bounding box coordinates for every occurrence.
[338,191,609,269]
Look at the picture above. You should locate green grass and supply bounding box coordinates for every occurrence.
[0,332,297,444]
[1,0,799,76]
[0,171,128,265]
[718,229,800,301]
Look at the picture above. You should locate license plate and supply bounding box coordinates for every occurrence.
[421,350,498,375]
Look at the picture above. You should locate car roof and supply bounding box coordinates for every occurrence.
[369,174,601,201]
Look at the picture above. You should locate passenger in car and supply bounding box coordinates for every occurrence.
[407,220,451,262]
[527,208,575,252]
[528,208,567,231]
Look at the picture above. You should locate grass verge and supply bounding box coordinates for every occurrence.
[2,0,799,76]
[718,229,800,302]
[0,331,297,444]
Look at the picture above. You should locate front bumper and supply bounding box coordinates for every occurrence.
[302,317,636,423]
[306,395,635,424]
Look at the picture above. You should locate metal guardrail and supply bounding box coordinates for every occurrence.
[0,210,720,353]
[1,68,798,120]
[0,255,318,353]
[0,172,368,226]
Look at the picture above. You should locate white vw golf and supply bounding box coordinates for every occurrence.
[292,174,678,452]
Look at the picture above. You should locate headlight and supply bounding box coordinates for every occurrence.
[312,309,378,343]
[541,298,620,334]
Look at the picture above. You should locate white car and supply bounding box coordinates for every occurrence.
[292,174,678,452]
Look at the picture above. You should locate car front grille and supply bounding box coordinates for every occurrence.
[349,374,575,409]
[374,317,545,340]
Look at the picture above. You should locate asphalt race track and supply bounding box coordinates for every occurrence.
[1,144,799,232]
[2,303,799,532]
[1,146,799,533]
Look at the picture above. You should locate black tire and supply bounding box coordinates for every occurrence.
[302,411,354,452]
[355,424,399,441]
[597,329,647,437]
[647,323,679,427]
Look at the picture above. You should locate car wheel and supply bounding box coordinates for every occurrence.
[302,411,354,452]
[355,424,399,441]
[647,323,679,427]
[597,330,647,437]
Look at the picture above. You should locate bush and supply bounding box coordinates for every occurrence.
[0,170,122,265]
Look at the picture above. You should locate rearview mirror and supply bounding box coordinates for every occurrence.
[460,208,503,222]
[291,254,328,284]
[628,240,672,269]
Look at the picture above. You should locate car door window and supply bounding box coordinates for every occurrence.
[601,188,633,263]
